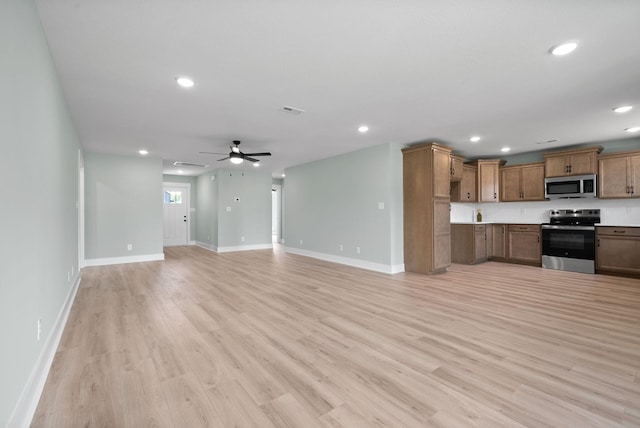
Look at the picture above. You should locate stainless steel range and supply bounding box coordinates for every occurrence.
[541,209,600,274]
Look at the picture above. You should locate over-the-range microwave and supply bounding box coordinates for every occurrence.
[544,174,597,199]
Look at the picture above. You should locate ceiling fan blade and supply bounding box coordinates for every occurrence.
[244,156,260,163]
[200,151,228,155]
[217,157,230,161]
[243,152,271,157]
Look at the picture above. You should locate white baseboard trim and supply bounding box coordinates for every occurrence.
[284,247,405,274]
[84,253,165,267]
[196,241,217,252]
[217,244,273,253]
[196,241,273,253]
[8,273,81,428]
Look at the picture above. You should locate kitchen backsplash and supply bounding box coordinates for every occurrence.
[451,198,640,225]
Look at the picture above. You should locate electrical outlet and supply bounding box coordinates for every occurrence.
[339,244,343,251]
[71,265,74,276]
[299,239,303,245]
[241,236,245,242]
[67,272,70,282]
[127,244,133,251]
[378,202,385,210]
[37,319,41,341]
[356,246,361,254]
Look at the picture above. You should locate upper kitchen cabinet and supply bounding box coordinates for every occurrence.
[450,154,464,181]
[598,151,640,198]
[468,160,505,202]
[543,146,602,177]
[402,142,452,274]
[500,162,545,202]
[451,164,477,202]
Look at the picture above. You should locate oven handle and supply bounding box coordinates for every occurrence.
[541,225,595,231]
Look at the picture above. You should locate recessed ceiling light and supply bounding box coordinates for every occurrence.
[550,41,578,56]
[253,162,260,167]
[625,126,640,133]
[282,173,286,177]
[177,170,184,174]
[138,149,148,155]
[175,76,194,88]
[358,125,369,133]
[614,105,633,113]
[470,136,481,143]
[501,147,511,152]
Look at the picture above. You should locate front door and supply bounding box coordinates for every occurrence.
[163,185,189,246]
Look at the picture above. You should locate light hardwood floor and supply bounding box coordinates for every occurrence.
[32,246,640,427]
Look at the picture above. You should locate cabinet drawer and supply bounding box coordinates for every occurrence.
[597,226,640,237]
[474,224,486,232]
[508,224,540,232]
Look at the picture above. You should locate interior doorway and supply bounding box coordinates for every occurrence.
[272,184,282,243]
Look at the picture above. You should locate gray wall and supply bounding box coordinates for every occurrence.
[196,172,218,245]
[196,169,272,249]
[163,174,197,241]
[284,142,404,267]
[85,153,163,259]
[217,170,272,247]
[0,0,81,424]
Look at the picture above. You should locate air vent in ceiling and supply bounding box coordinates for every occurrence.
[282,105,305,115]
[535,139,559,145]
[173,161,209,168]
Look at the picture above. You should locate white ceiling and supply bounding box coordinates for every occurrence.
[34,0,640,176]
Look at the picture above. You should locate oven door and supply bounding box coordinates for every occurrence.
[541,225,596,260]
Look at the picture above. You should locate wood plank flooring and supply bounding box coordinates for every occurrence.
[32,246,640,427]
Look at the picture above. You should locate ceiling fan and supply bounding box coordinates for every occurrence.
[200,140,271,165]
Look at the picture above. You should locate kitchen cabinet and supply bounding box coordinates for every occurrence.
[469,160,505,202]
[403,143,451,274]
[598,151,640,199]
[490,224,507,260]
[450,164,477,202]
[543,146,602,177]
[500,163,545,201]
[596,227,640,277]
[451,224,487,264]
[507,224,541,265]
[450,154,464,181]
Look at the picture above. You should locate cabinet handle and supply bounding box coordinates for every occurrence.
[466,192,470,199]
[613,230,626,234]
[537,235,540,243]
[494,192,497,199]
[627,186,630,194]
[632,186,635,194]
[597,238,600,247]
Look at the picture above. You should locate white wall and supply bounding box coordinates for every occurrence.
[0,0,82,425]
[284,142,404,273]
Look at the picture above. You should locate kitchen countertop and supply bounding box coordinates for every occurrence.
[451,222,541,225]
[595,223,640,227]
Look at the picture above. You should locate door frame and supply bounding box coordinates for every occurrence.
[272,183,282,243]
[163,182,191,245]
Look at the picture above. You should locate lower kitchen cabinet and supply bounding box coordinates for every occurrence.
[451,224,487,264]
[596,227,640,277]
[490,224,507,260]
[507,224,541,265]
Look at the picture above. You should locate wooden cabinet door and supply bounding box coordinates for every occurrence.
[596,235,640,275]
[508,226,541,264]
[545,156,568,177]
[568,152,597,175]
[521,164,545,200]
[491,224,506,258]
[433,199,451,271]
[461,166,477,201]
[500,168,522,201]
[478,162,499,202]
[433,148,452,199]
[599,156,630,198]
[474,227,487,261]
[450,155,464,181]
[629,154,640,197]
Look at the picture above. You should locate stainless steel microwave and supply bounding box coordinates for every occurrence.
[544,174,597,199]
